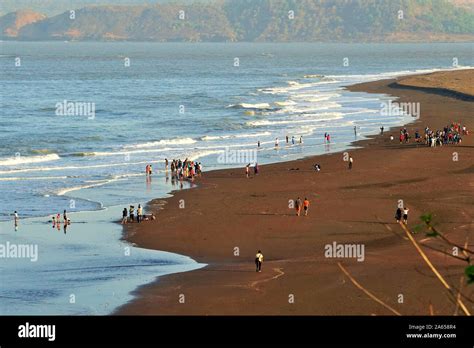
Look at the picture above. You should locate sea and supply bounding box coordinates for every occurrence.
[0,42,473,314]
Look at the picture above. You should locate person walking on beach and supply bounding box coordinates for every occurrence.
[348,156,353,170]
[286,135,289,144]
[254,162,259,175]
[165,158,169,170]
[295,197,302,216]
[129,205,135,222]
[56,213,61,223]
[122,207,128,224]
[403,207,409,225]
[245,163,250,178]
[380,126,384,135]
[395,207,402,223]
[354,126,357,136]
[13,211,19,226]
[303,198,310,216]
[63,210,68,223]
[137,204,143,223]
[255,250,264,272]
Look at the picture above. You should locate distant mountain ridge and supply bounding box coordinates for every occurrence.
[1,0,473,42]
[0,9,46,37]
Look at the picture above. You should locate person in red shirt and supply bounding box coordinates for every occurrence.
[303,198,310,216]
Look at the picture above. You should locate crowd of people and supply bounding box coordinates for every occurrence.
[168,158,203,182]
[398,122,468,146]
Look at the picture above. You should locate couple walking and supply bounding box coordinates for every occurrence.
[295,197,310,216]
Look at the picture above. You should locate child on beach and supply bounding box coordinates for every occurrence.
[255,250,264,272]
[303,198,310,216]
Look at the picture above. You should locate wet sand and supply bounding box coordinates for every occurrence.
[116,70,474,315]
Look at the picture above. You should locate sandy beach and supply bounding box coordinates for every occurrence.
[116,70,474,316]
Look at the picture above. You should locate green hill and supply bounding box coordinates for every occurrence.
[2,0,473,42]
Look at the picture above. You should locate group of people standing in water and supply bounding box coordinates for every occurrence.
[272,135,304,148]
[168,158,203,182]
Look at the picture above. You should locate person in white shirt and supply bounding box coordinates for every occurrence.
[255,250,264,272]
[137,204,143,223]
[403,207,409,224]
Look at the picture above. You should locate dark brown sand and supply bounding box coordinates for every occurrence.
[116,70,474,315]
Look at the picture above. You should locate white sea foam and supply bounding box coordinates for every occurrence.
[124,138,196,149]
[201,131,271,141]
[227,102,273,110]
[325,66,474,82]
[258,80,341,95]
[0,175,68,182]
[56,179,120,196]
[92,147,173,157]
[274,100,297,106]
[0,154,60,166]
[246,113,344,127]
[187,149,223,161]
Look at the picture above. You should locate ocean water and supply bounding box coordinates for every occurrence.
[0,42,473,314]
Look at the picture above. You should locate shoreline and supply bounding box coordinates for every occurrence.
[116,69,474,315]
